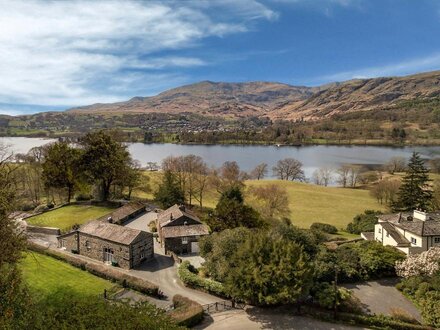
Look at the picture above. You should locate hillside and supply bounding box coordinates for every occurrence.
[68,81,318,118]
[67,71,440,120]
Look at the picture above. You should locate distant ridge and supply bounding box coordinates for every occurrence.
[67,70,440,120]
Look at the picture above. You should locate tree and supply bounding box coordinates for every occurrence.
[210,161,245,193]
[250,163,268,180]
[114,160,142,200]
[248,184,290,221]
[370,179,400,206]
[225,229,312,306]
[272,158,305,181]
[207,186,265,232]
[312,167,333,186]
[154,170,184,209]
[384,156,406,174]
[346,210,382,234]
[79,131,132,201]
[393,152,432,211]
[42,142,82,203]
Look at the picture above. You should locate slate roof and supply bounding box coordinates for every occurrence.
[79,220,150,245]
[157,204,201,227]
[379,212,440,236]
[380,222,410,247]
[161,224,209,238]
[96,201,145,224]
[361,232,374,241]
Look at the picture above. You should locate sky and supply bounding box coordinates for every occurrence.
[1,0,440,115]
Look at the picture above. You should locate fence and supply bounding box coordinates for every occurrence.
[202,300,245,314]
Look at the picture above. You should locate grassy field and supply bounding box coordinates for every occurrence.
[135,171,386,230]
[26,204,116,230]
[21,252,116,297]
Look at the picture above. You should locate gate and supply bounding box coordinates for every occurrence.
[202,300,246,314]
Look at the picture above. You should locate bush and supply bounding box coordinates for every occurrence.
[34,204,49,213]
[346,210,382,234]
[310,222,338,234]
[311,282,351,309]
[169,294,204,327]
[148,220,157,233]
[178,261,227,297]
[420,291,440,328]
[21,203,36,211]
[390,307,419,325]
[75,193,93,201]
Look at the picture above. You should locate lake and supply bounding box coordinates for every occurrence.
[2,137,440,180]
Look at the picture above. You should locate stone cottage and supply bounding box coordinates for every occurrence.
[157,204,209,254]
[57,220,153,269]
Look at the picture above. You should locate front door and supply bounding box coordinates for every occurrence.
[191,242,200,253]
[103,247,114,263]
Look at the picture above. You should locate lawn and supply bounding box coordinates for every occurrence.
[136,171,386,230]
[25,204,116,231]
[21,252,116,297]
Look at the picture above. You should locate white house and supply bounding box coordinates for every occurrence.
[367,210,440,255]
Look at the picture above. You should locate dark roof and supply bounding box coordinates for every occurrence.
[161,224,209,238]
[157,204,201,227]
[380,222,410,247]
[96,202,145,224]
[379,212,440,236]
[361,232,374,241]
[78,221,150,245]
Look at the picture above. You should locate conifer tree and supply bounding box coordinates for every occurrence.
[393,152,432,211]
[154,170,184,208]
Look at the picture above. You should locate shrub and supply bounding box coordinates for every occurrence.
[311,282,351,309]
[178,261,227,297]
[34,204,49,213]
[346,210,382,234]
[390,307,419,325]
[395,247,440,278]
[420,291,440,328]
[148,220,157,233]
[75,193,92,201]
[310,222,338,234]
[169,294,204,327]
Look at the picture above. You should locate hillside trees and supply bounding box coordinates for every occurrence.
[154,170,184,209]
[250,163,268,180]
[248,184,290,221]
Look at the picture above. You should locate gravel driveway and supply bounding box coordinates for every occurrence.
[343,278,422,322]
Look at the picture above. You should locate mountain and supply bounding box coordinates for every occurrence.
[68,81,318,118]
[67,71,440,120]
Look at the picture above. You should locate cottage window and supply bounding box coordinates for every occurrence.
[60,239,66,248]
[378,228,381,234]
[386,231,389,238]
[434,237,440,244]
[411,237,417,245]
[140,250,145,259]
[85,241,91,251]
[182,237,188,244]
[103,248,114,263]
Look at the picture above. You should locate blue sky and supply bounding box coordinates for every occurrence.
[1,0,440,115]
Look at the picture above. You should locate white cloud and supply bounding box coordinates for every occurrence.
[316,53,440,83]
[0,0,275,110]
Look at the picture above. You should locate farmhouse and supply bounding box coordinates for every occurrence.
[56,202,153,269]
[57,220,153,269]
[366,210,440,255]
[157,204,209,255]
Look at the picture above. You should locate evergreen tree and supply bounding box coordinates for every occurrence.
[225,230,312,306]
[154,170,184,208]
[207,186,265,232]
[393,152,432,211]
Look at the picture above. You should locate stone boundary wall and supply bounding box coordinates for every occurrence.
[26,225,61,236]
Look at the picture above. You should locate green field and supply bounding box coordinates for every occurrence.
[26,204,116,230]
[21,253,116,296]
[135,172,386,230]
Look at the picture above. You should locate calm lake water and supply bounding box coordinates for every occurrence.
[3,137,440,180]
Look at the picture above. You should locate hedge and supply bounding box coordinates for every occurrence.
[178,261,227,298]
[310,222,338,234]
[28,242,159,297]
[169,295,204,327]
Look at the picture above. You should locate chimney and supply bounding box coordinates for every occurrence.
[413,209,428,221]
[179,204,186,212]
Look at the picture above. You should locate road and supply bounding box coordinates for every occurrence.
[194,308,367,330]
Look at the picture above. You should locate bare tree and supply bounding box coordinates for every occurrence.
[249,184,290,220]
[251,163,268,180]
[337,164,362,188]
[211,161,245,192]
[337,165,350,187]
[272,158,305,181]
[384,157,406,174]
[348,165,363,188]
[370,179,401,206]
[312,167,333,186]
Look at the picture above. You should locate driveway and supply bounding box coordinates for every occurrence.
[343,278,422,322]
[124,211,158,232]
[195,308,367,330]
[129,239,219,305]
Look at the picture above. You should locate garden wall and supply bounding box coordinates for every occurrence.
[26,225,61,236]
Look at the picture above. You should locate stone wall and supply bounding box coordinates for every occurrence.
[164,236,199,255]
[58,232,79,253]
[130,232,154,268]
[78,233,131,269]
[27,225,61,236]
